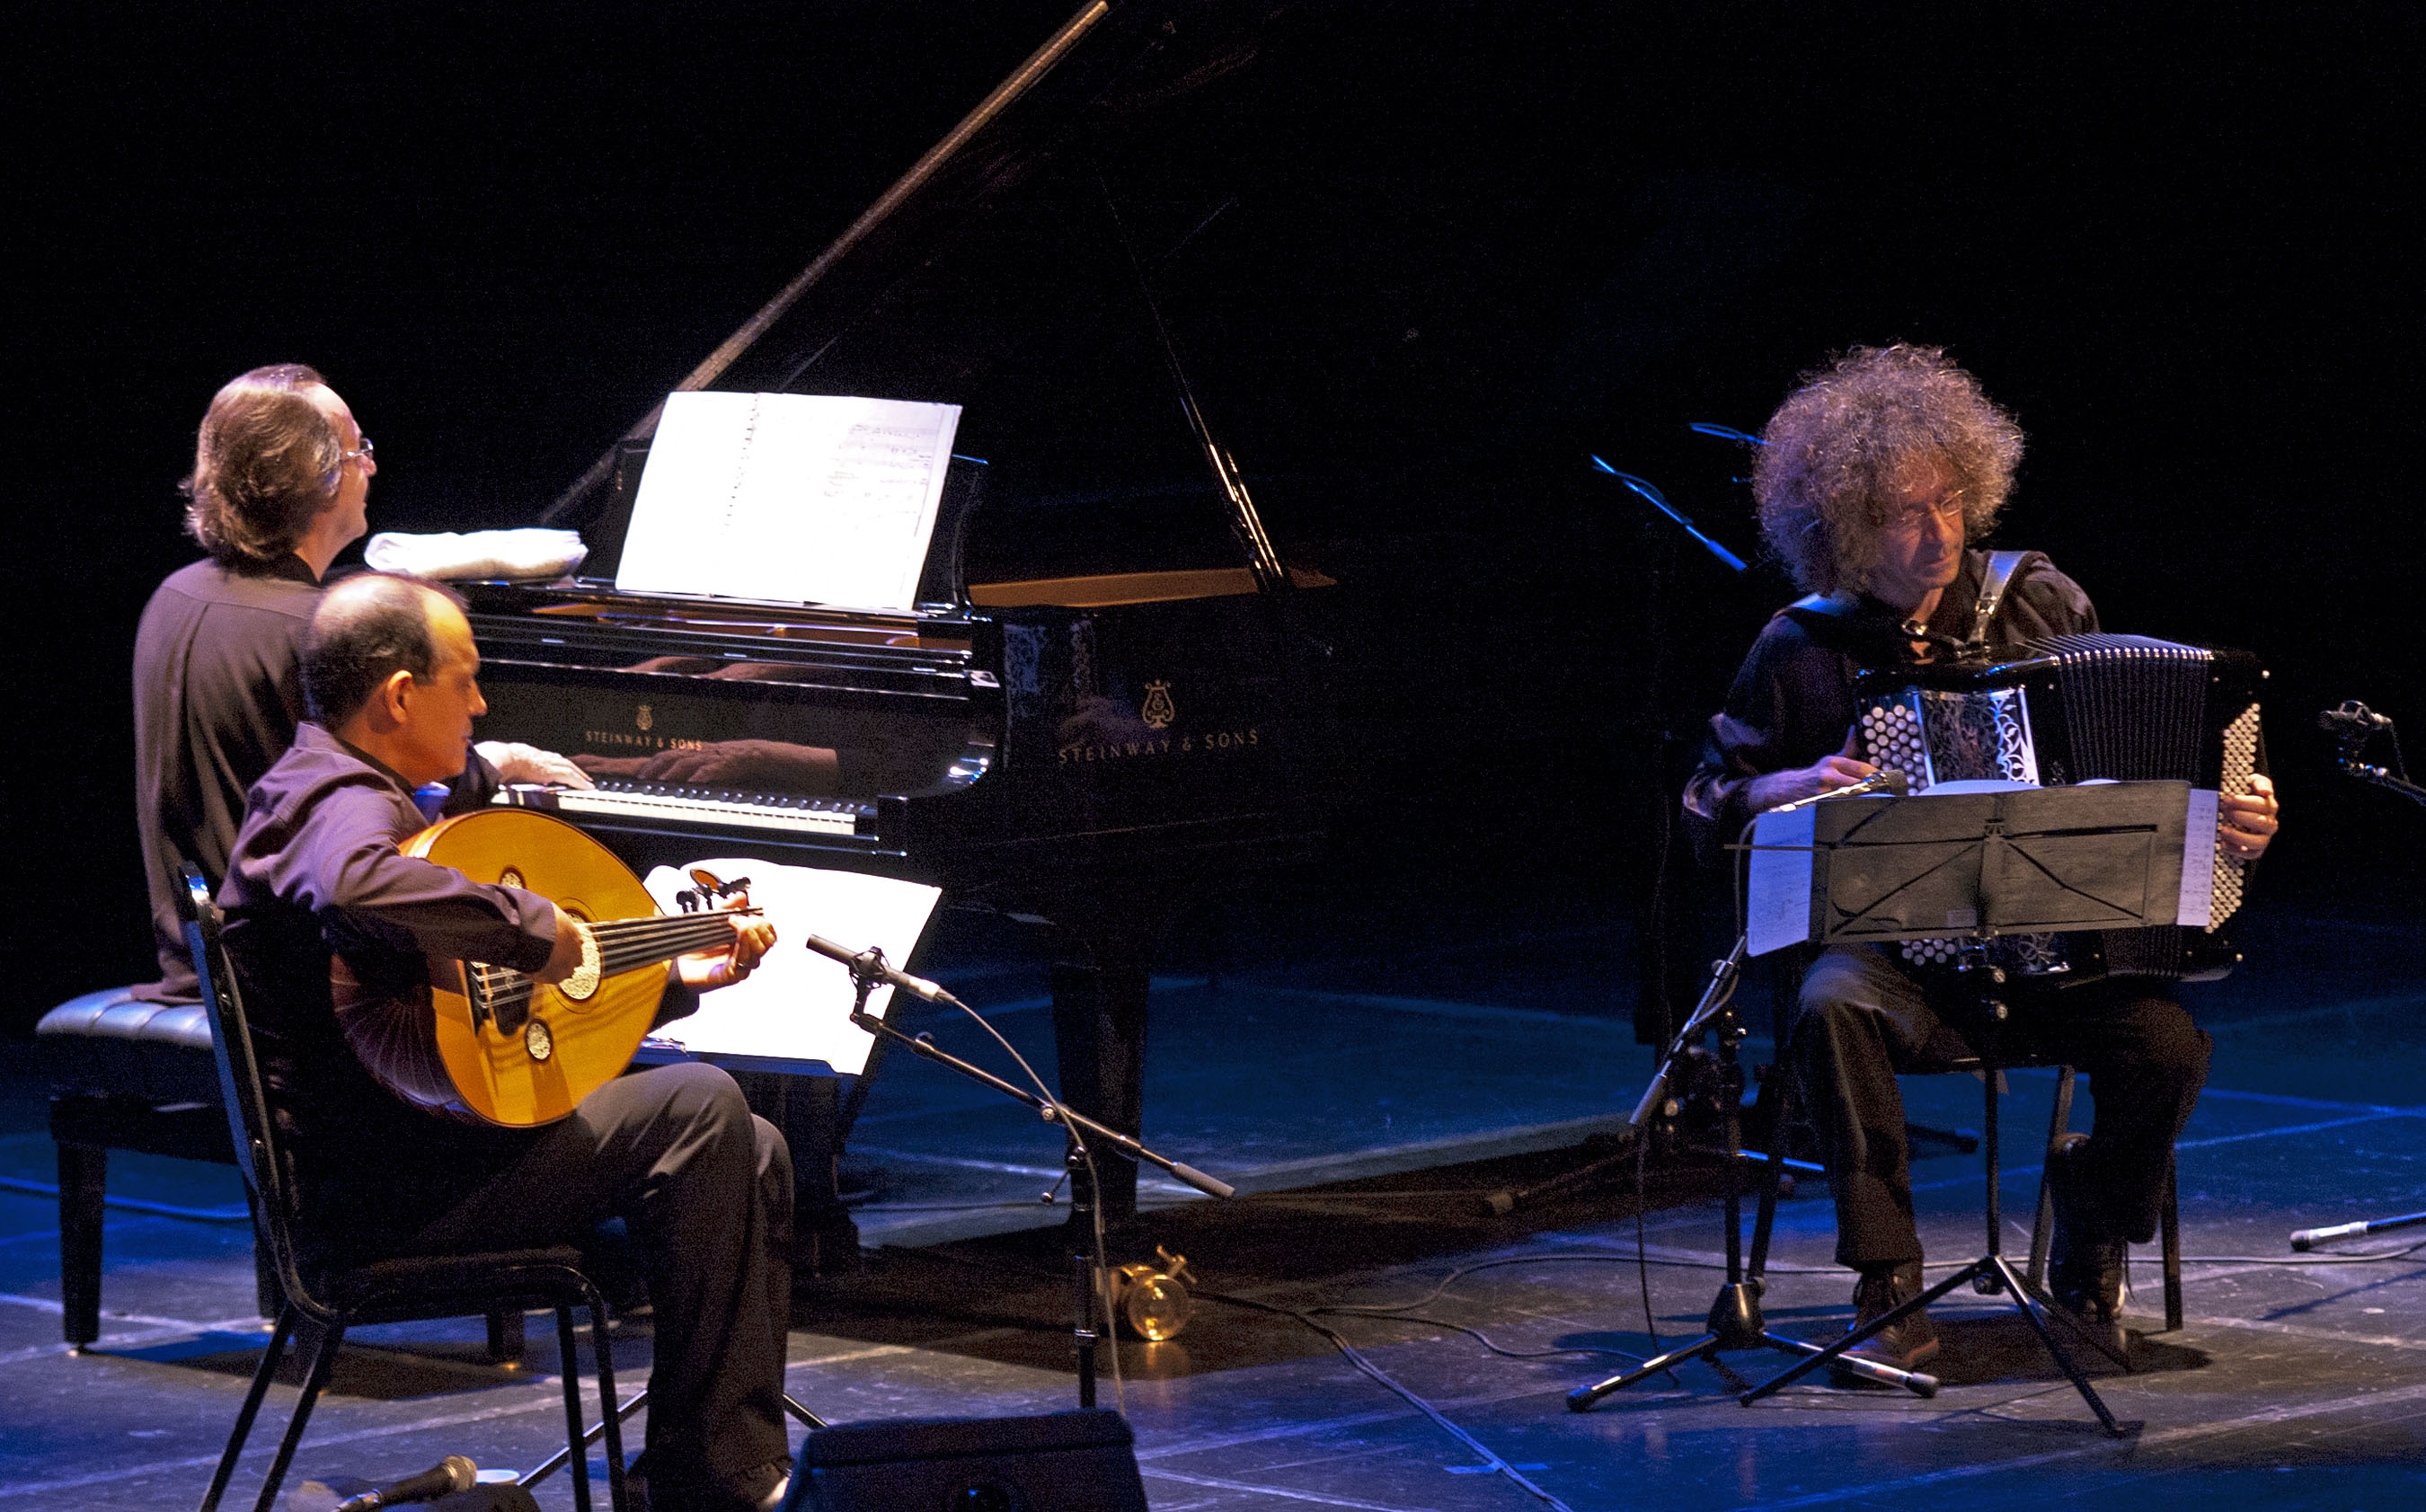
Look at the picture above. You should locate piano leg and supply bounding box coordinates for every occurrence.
[730,1067,863,1279]
[1049,962,1150,1221]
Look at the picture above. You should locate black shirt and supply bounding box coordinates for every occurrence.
[1683,549,2100,854]
[217,722,561,1237]
[134,555,326,1000]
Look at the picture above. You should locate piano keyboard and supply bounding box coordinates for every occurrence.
[500,782,872,837]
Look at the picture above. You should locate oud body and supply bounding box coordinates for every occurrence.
[332,806,736,1127]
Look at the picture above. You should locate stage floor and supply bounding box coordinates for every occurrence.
[4,896,2422,1510]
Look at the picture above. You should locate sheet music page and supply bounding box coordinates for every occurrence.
[2178,788,2219,926]
[1746,806,1818,957]
[615,391,962,610]
[639,860,943,1075]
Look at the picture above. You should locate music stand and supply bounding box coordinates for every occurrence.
[1736,780,2205,1437]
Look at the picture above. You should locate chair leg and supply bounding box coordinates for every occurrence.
[488,1306,527,1365]
[57,1141,107,1349]
[588,1285,628,1512]
[198,1306,297,1512]
[244,1189,282,1322]
[2161,1156,2184,1331]
[2027,1067,2077,1291]
[556,1307,594,1512]
[248,1316,343,1512]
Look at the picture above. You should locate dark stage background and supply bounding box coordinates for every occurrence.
[7,1,2418,1035]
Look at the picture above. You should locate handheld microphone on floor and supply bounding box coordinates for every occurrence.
[332,1456,477,1511]
[802,933,963,1008]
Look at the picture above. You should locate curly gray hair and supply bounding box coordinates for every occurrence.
[1753,344,2024,596]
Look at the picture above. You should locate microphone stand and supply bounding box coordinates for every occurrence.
[1557,776,1937,1407]
[2282,705,2425,1251]
[834,949,1232,1408]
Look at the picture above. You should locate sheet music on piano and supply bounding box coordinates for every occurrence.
[637,859,943,1076]
[614,391,962,611]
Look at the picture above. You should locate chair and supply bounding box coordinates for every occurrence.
[2028,1065,2183,1332]
[179,868,629,1512]
[1739,1047,2183,1437]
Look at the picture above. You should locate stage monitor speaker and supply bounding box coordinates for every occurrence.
[781,1408,1148,1512]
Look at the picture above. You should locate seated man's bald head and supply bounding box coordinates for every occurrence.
[302,573,468,729]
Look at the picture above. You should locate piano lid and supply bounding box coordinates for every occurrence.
[544,0,1320,589]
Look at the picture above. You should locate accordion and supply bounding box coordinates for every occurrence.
[1854,632,2264,981]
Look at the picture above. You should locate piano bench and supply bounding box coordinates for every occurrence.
[36,988,564,1365]
[35,986,273,1348]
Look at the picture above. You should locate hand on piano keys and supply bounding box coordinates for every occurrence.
[476,739,596,790]
[573,738,841,792]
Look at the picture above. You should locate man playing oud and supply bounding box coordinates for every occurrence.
[220,572,794,1512]
[1685,344,2280,1370]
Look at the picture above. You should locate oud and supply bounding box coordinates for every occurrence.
[332,806,755,1127]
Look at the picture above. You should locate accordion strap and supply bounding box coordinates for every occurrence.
[1967,549,2032,653]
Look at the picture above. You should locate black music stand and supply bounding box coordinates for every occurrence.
[1736,780,2201,1437]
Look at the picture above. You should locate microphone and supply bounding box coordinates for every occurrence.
[1766,767,1909,813]
[332,1457,476,1511]
[802,933,959,1007]
[2318,700,2393,735]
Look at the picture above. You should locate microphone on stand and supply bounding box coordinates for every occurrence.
[332,1457,477,1511]
[2318,700,2393,735]
[1765,767,1910,813]
[801,933,961,1008]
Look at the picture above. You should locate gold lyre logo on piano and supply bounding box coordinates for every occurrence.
[635,703,654,732]
[1140,680,1175,730]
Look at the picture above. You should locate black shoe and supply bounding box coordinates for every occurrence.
[2045,1133,2129,1357]
[1834,1260,1938,1378]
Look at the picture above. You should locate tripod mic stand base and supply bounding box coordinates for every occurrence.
[1566,1281,1939,1410]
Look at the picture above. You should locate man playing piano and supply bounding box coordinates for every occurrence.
[220,572,795,1512]
[134,364,587,1003]
[1684,344,2281,1368]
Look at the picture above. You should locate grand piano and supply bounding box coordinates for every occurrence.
[458,0,1341,1247]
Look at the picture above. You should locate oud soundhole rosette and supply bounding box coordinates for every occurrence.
[558,921,603,1002]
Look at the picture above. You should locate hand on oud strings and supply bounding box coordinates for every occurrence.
[677,907,779,992]
[2218,771,2280,861]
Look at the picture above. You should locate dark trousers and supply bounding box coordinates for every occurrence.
[403,1063,793,1492]
[1784,946,2209,1270]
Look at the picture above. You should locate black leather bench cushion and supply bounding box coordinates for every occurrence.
[37,986,222,1108]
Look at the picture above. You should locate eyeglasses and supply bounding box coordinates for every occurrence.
[340,436,376,469]
[1883,488,1963,530]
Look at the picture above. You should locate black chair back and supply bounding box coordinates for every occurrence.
[178,865,329,1327]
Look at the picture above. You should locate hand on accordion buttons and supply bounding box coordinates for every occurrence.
[2218,772,2280,861]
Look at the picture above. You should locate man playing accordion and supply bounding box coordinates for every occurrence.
[1684,344,2281,1370]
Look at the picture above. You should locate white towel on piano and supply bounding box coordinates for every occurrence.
[366,528,588,582]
